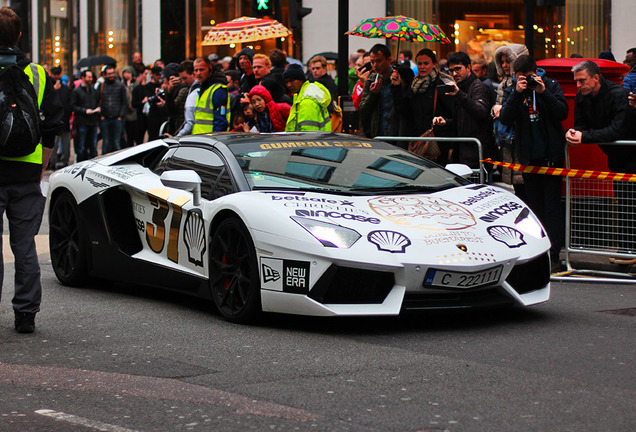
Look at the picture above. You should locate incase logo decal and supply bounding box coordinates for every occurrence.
[479,202,523,222]
[260,258,310,294]
[294,209,380,224]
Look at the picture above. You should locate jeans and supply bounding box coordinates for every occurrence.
[75,124,98,162]
[100,117,123,155]
[0,182,46,313]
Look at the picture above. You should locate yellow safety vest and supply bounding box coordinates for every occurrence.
[0,63,45,164]
[192,83,230,134]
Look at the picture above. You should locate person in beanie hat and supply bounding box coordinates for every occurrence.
[237,47,257,95]
[283,64,331,131]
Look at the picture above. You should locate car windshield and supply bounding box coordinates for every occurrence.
[229,138,470,195]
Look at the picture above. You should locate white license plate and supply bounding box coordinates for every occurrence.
[423,266,503,289]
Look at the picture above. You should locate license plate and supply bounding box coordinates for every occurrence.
[423,266,503,289]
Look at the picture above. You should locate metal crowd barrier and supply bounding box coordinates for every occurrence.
[374,136,486,184]
[554,140,636,283]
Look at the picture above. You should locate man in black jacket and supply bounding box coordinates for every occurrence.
[98,65,127,154]
[500,55,569,269]
[71,69,100,160]
[0,7,63,333]
[433,51,494,168]
[566,60,634,172]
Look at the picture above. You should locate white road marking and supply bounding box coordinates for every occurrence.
[35,409,140,432]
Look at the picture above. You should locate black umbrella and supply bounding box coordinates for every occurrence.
[74,55,117,69]
[312,51,338,61]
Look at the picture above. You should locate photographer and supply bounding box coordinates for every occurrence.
[133,65,168,141]
[500,54,568,269]
[161,62,187,136]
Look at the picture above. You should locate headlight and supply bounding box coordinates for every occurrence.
[291,216,361,248]
[514,207,546,239]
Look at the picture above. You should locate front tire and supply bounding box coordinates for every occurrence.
[209,217,261,323]
[49,191,89,286]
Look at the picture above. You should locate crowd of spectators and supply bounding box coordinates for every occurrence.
[39,43,636,271]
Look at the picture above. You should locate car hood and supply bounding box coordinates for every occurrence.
[234,184,550,264]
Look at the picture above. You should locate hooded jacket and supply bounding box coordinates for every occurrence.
[248,85,291,132]
[494,44,529,105]
[285,80,331,132]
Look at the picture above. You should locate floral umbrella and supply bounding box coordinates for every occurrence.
[203,16,292,46]
[346,15,450,54]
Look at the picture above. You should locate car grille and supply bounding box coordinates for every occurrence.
[309,265,395,304]
[505,252,550,294]
[403,288,513,310]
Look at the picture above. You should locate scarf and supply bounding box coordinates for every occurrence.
[410,69,439,95]
[255,109,273,133]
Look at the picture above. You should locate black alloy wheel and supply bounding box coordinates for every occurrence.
[49,191,89,286]
[209,217,261,323]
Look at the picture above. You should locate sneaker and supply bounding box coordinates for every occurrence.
[14,312,36,334]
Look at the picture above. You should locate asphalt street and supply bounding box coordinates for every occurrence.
[0,198,634,431]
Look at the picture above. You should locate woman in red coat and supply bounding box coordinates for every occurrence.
[247,85,290,132]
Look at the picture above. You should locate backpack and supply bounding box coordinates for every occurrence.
[0,64,41,157]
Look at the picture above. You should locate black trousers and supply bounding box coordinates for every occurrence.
[522,165,564,261]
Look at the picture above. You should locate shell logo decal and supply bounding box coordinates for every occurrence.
[487,225,526,248]
[368,230,412,253]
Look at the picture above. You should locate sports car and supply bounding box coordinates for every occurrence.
[48,132,550,323]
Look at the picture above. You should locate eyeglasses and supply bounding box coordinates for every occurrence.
[449,66,464,73]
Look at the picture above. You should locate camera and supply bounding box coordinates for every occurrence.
[148,89,166,105]
[526,75,538,89]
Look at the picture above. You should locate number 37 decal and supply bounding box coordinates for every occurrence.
[145,189,191,264]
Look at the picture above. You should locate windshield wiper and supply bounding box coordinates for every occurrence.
[252,186,354,195]
[349,184,452,194]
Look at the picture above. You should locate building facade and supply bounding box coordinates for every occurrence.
[7,0,634,77]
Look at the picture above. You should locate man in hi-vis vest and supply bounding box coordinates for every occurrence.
[0,7,63,333]
[192,57,230,134]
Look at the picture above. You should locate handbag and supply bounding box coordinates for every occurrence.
[408,87,441,162]
[493,117,515,149]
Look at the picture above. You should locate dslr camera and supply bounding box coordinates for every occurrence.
[148,89,166,105]
[526,75,538,89]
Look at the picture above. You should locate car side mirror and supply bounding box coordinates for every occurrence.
[160,170,202,206]
[444,163,473,179]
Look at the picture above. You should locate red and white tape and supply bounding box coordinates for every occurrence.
[481,158,636,182]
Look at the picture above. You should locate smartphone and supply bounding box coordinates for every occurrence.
[437,84,455,93]
[358,62,372,74]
